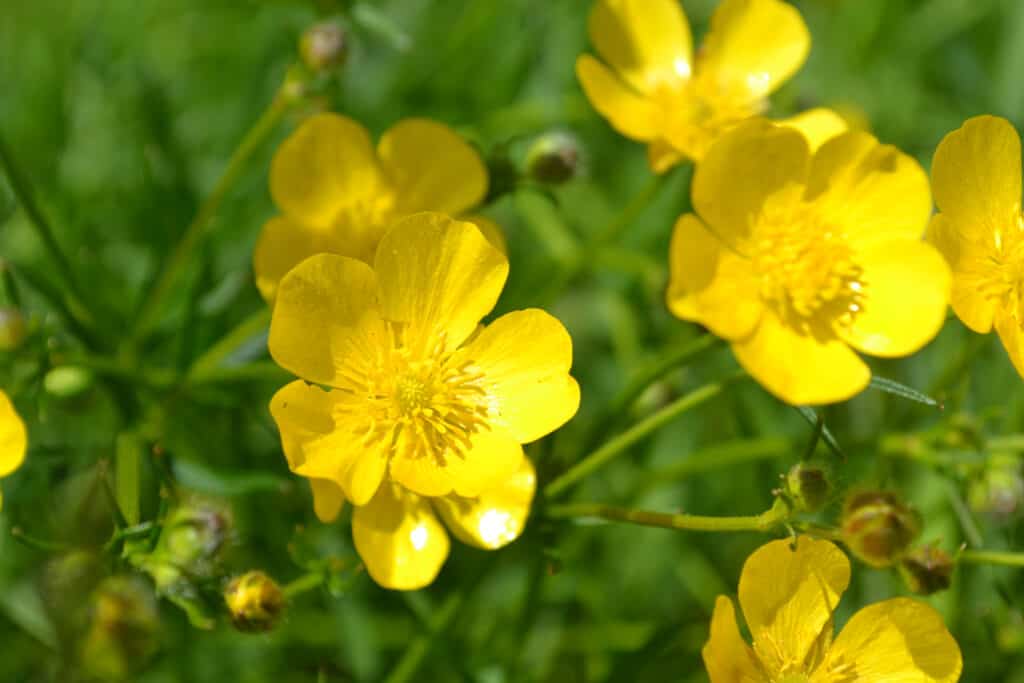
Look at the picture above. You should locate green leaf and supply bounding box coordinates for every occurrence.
[869,376,942,409]
[795,407,844,459]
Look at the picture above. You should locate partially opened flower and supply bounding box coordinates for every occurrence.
[704,536,962,682]
[254,113,502,300]
[577,0,847,172]
[0,389,27,510]
[928,115,1024,378]
[268,212,579,589]
[667,119,950,405]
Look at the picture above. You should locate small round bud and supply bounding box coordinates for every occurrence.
[968,457,1024,520]
[525,132,581,185]
[783,461,832,513]
[840,490,921,568]
[43,366,94,397]
[300,21,348,72]
[78,576,160,679]
[224,571,285,633]
[160,500,231,574]
[899,545,954,595]
[0,307,27,351]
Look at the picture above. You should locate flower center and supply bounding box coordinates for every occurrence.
[777,676,810,683]
[972,213,1024,321]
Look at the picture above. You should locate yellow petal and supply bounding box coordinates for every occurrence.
[587,0,692,94]
[931,115,1022,244]
[352,483,450,591]
[378,118,488,215]
[693,119,809,246]
[995,313,1024,380]
[666,213,763,340]
[253,215,332,302]
[839,239,951,358]
[702,596,761,683]
[309,478,345,523]
[805,131,931,248]
[576,55,660,142]
[738,536,850,677]
[374,213,508,350]
[698,0,810,100]
[433,456,536,550]
[0,390,26,479]
[646,139,684,174]
[268,253,383,388]
[390,426,524,499]
[459,309,580,443]
[268,381,387,506]
[732,310,870,405]
[816,598,962,683]
[463,214,508,254]
[927,213,997,333]
[777,108,849,154]
[270,113,387,226]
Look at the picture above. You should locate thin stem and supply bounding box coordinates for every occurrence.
[544,372,744,499]
[546,498,790,534]
[960,550,1024,567]
[383,589,465,683]
[186,308,272,382]
[283,571,325,599]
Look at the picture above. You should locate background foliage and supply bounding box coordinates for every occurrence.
[1,0,1023,680]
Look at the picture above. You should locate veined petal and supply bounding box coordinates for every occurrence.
[433,456,536,550]
[927,213,997,333]
[309,478,345,523]
[268,253,383,388]
[0,390,26,479]
[693,119,810,246]
[253,215,332,302]
[698,0,810,100]
[995,313,1024,380]
[352,483,450,591]
[459,309,580,444]
[738,537,850,678]
[270,113,387,226]
[666,213,763,340]
[374,213,508,351]
[587,0,692,94]
[815,598,962,683]
[778,108,849,154]
[931,115,1022,244]
[378,119,488,215]
[732,310,870,405]
[839,239,951,358]
[702,596,762,683]
[576,55,661,141]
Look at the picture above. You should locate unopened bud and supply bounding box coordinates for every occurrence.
[783,461,832,513]
[525,132,581,185]
[159,500,231,575]
[43,366,94,397]
[0,307,27,351]
[300,21,348,72]
[899,544,954,595]
[968,457,1024,520]
[841,490,921,568]
[79,576,160,679]
[224,570,285,633]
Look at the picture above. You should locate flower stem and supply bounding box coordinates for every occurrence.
[545,497,790,533]
[283,571,325,599]
[383,589,465,683]
[186,308,272,382]
[544,371,745,499]
[959,550,1024,567]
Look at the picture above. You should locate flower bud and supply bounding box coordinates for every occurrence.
[525,132,581,185]
[43,366,94,397]
[0,307,27,351]
[224,570,285,633]
[159,499,231,576]
[78,576,160,680]
[840,490,921,568]
[783,461,832,513]
[968,456,1024,520]
[300,21,348,72]
[899,544,954,595]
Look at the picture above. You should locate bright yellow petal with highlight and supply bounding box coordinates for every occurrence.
[576,55,660,142]
[587,0,692,94]
[839,239,951,358]
[738,536,850,677]
[931,115,1022,243]
[460,309,580,443]
[270,113,387,227]
[702,596,762,683]
[667,213,763,340]
[815,598,962,683]
[995,313,1024,379]
[434,456,536,550]
[778,108,849,153]
[374,213,508,350]
[352,484,450,591]
[309,479,345,523]
[253,215,332,302]
[693,119,809,245]
[0,390,26,479]
[268,253,382,388]
[698,0,810,100]
[378,119,488,215]
[732,312,870,406]
[927,214,997,333]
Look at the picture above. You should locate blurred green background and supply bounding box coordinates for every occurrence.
[1,0,1023,680]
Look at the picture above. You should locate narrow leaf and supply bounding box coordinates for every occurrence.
[869,376,941,409]
[795,407,844,459]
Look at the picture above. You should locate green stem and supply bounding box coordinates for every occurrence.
[546,498,790,534]
[960,550,1024,567]
[383,589,465,683]
[131,94,290,342]
[283,571,325,599]
[544,371,745,499]
[186,308,272,381]
[115,432,143,526]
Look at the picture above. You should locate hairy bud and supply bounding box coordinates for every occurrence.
[525,132,581,185]
[224,570,285,633]
[783,460,832,513]
[300,21,348,72]
[841,490,920,568]
[899,544,954,595]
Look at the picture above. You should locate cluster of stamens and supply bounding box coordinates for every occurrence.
[973,213,1024,322]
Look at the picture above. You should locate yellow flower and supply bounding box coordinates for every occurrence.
[254,113,503,301]
[666,119,950,405]
[267,212,580,589]
[577,0,847,172]
[703,536,962,683]
[927,115,1024,378]
[0,389,27,510]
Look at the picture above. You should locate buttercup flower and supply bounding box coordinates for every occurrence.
[927,115,1024,379]
[703,536,962,682]
[577,0,847,172]
[667,119,950,405]
[254,113,502,300]
[268,212,579,589]
[0,389,26,510]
